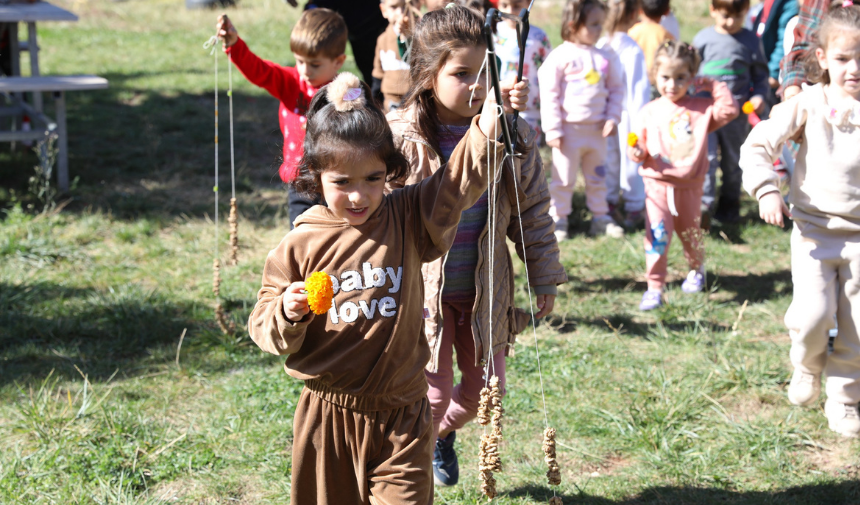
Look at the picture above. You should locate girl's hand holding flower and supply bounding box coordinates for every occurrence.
[282,282,310,321]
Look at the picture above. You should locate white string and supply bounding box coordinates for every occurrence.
[214,40,219,257]
[228,54,236,200]
[470,53,489,110]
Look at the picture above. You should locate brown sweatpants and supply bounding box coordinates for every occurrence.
[290,388,434,505]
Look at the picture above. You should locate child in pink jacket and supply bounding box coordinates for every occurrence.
[628,41,738,310]
[538,0,625,239]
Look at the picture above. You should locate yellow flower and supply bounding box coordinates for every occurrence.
[627,133,639,147]
[305,271,333,315]
[742,101,755,115]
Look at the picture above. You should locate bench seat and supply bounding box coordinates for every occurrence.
[0,75,108,93]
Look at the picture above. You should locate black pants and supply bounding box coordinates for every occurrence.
[288,185,321,229]
[306,0,387,84]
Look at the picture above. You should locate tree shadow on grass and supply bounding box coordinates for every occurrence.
[505,480,860,504]
[712,269,793,304]
[0,281,253,385]
[543,313,731,339]
[0,71,293,223]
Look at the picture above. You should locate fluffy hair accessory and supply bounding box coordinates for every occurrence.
[328,72,365,112]
[845,0,854,7]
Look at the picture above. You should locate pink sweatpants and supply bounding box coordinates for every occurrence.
[643,178,704,291]
[425,302,507,438]
[549,124,609,220]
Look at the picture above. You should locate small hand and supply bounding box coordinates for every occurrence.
[758,191,790,227]
[534,294,556,319]
[501,77,530,113]
[693,76,714,93]
[627,145,646,163]
[783,85,801,101]
[395,13,413,39]
[547,137,562,150]
[217,13,239,48]
[283,281,310,321]
[769,77,780,89]
[478,79,529,138]
[602,119,617,138]
[748,94,766,115]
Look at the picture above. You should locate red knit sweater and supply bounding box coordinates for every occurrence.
[225,38,329,182]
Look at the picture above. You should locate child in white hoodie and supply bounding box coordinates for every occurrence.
[598,0,650,228]
[740,4,860,438]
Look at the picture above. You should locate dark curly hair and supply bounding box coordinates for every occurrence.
[293,79,409,196]
[804,3,860,86]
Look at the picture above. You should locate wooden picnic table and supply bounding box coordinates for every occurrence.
[0,1,107,192]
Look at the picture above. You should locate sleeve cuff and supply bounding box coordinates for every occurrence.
[534,284,558,296]
[755,184,781,201]
[544,130,562,143]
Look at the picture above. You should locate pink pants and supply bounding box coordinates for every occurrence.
[549,124,609,220]
[425,302,507,438]
[643,178,704,291]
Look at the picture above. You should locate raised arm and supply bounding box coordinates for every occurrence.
[224,39,301,105]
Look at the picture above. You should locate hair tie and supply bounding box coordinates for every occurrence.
[445,2,456,8]
[844,0,853,7]
[327,72,366,112]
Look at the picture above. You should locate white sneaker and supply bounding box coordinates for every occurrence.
[787,369,820,406]
[825,398,860,438]
[589,215,624,238]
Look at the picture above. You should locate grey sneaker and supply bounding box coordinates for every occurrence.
[590,215,624,238]
[788,369,821,406]
[825,398,860,438]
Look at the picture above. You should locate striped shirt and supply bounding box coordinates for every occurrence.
[439,125,488,304]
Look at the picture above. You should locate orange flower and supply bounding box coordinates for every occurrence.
[627,133,639,147]
[305,271,334,315]
[742,101,755,115]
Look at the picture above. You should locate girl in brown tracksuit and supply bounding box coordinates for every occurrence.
[247,71,530,504]
[386,6,567,486]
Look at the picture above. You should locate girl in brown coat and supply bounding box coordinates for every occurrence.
[386,5,568,486]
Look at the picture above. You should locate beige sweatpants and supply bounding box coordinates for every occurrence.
[290,388,434,505]
[787,223,860,405]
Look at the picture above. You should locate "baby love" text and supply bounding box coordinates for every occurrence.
[327,262,403,324]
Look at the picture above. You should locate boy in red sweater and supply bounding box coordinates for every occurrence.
[217,10,347,227]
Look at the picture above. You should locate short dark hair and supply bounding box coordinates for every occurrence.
[289,8,348,59]
[561,0,608,41]
[640,0,670,20]
[711,0,750,16]
[293,76,409,196]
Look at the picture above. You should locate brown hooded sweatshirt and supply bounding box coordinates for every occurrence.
[248,116,504,412]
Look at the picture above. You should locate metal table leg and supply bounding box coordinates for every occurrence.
[27,22,43,112]
[54,90,68,193]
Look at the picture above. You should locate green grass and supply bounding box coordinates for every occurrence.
[2,0,859,503]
